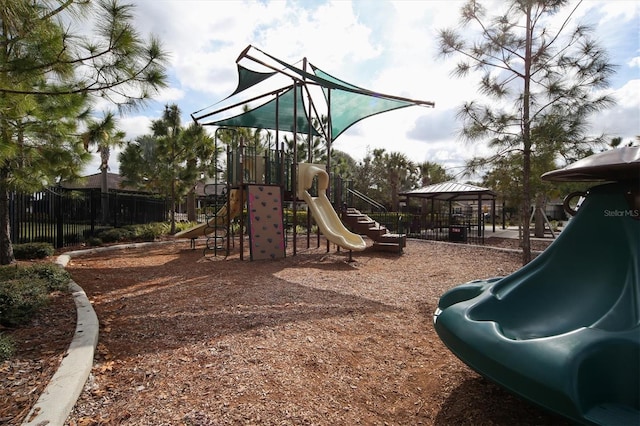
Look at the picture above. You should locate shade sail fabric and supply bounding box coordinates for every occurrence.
[311,65,415,141]
[211,85,320,136]
[228,64,277,98]
[195,46,434,141]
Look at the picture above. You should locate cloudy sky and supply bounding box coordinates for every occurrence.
[89,0,640,177]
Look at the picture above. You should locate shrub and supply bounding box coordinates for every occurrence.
[175,221,198,232]
[0,277,49,327]
[97,227,133,243]
[0,265,20,282]
[131,222,170,241]
[85,237,103,247]
[13,242,54,260]
[0,263,70,328]
[22,264,71,292]
[83,227,110,239]
[0,333,14,361]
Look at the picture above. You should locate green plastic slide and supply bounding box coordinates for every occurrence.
[434,148,639,425]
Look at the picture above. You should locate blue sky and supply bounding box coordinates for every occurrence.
[89,0,640,177]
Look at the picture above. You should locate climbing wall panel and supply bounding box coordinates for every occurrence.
[247,184,285,260]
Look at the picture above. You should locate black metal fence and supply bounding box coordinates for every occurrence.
[401,212,485,245]
[9,188,168,248]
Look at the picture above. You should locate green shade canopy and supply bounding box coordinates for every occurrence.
[228,64,277,98]
[211,85,320,136]
[194,45,434,142]
[311,65,415,141]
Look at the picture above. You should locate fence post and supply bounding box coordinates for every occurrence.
[55,186,64,248]
[90,189,96,236]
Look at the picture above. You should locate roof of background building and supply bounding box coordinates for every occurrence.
[61,173,148,193]
[400,181,497,201]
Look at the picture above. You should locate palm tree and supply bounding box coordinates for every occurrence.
[82,112,125,224]
[372,150,415,211]
[181,123,217,222]
[417,161,451,187]
[387,152,415,211]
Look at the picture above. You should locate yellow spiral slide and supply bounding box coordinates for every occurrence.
[297,163,366,251]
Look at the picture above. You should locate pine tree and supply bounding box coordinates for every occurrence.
[0,0,168,264]
[438,0,614,264]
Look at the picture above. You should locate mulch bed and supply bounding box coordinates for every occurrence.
[2,237,568,426]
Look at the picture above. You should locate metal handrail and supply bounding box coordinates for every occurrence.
[346,188,387,212]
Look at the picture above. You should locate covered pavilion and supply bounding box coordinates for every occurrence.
[400,181,499,240]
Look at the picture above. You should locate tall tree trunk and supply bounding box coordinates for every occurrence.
[187,188,196,222]
[534,193,546,238]
[0,168,14,265]
[187,158,197,222]
[100,166,109,225]
[170,178,176,234]
[100,145,110,225]
[520,2,534,265]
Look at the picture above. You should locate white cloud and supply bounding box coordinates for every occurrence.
[589,79,640,141]
[154,87,185,104]
[612,79,640,108]
[80,0,640,177]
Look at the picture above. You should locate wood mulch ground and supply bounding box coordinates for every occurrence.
[2,237,570,425]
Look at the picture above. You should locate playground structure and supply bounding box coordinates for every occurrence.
[433,147,640,425]
[175,46,434,258]
[174,133,403,259]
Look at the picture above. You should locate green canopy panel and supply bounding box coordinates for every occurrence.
[193,46,434,141]
[210,85,320,136]
[228,64,277,99]
[312,65,414,140]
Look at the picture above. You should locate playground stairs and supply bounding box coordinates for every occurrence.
[342,208,406,253]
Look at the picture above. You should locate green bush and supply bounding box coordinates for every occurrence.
[0,277,49,327]
[133,226,157,241]
[175,221,198,232]
[0,263,71,329]
[85,237,103,246]
[283,209,309,227]
[0,263,70,293]
[137,222,170,240]
[23,264,71,292]
[97,227,133,243]
[83,227,110,239]
[123,222,170,241]
[0,333,14,361]
[13,242,55,260]
[0,264,20,282]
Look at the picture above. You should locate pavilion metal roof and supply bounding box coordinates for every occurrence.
[400,181,497,201]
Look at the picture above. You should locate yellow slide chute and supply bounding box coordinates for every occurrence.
[297,163,366,251]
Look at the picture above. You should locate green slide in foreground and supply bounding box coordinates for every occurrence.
[434,147,640,425]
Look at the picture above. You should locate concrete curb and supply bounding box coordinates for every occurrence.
[21,241,180,425]
[22,272,98,425]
